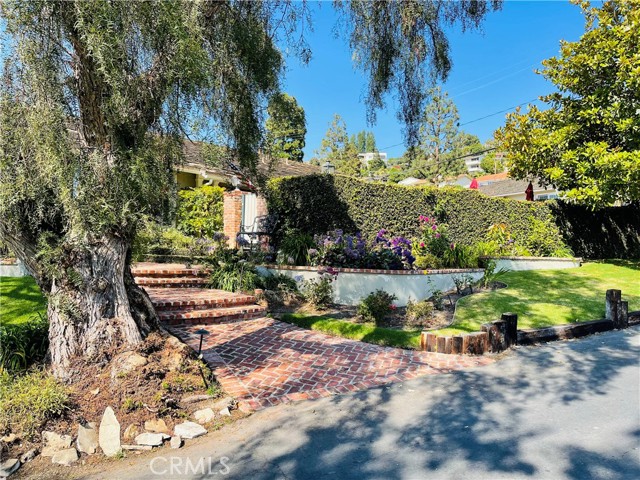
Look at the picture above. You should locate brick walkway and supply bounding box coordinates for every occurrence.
[170,318,494,411]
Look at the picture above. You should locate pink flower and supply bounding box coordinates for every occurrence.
[390,304,397,310]
[420,242,425,248]
[435,233,441,238]
[432,225,437,231]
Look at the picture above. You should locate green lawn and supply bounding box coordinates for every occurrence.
[0,276,47,326]
[280,313,421,349]
[438,260,640,336]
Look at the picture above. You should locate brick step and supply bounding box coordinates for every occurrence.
[145,288,257,311]
[159,305,267,326]
[135,276,209,288]
[131,263,208,279]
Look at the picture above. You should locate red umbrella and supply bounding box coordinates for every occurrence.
[469,178,479,189]
[525,181,534,201]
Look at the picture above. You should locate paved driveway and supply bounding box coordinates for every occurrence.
[170,318,493,410]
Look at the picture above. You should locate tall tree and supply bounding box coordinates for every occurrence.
[416,86,463,181]
[315,114,361,175]
[265,93,306,162]
[350,130,377,153]
[495,1,640,207]
[0,0,499,378]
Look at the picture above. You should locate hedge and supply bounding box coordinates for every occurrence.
[265,174,640,259]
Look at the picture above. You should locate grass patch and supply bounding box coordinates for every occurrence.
[438,260,640,336]
[281,313,421,349]
[0,276,47,326]
[0,370,69,439]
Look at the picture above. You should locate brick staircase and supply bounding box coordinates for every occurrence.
[132,263,266,326]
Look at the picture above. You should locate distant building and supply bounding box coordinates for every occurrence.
[476,173,560,201]
[438,174,473,189]
[398,177,430,187]
[463,154,483,174]
[358,152,388,166]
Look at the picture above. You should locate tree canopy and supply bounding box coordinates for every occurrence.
[496,0,640,207]
[265,93,306,162]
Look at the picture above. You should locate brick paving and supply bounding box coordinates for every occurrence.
[170,318,494,411]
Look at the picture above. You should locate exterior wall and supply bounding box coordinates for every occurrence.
[489,257,582,271]
[223,190,245,248]
[0,259,29,277]
[257,265,484,307]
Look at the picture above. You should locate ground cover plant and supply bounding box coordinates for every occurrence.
[438,261,640,336]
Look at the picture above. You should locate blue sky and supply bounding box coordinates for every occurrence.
[281,1,590,161]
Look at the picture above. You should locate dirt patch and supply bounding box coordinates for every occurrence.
[6,330,247,478]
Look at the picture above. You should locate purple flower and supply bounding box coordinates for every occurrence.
[435,233,441,238]
[431,225,437,231]
[308,248,318,256]
[294,275,304,282]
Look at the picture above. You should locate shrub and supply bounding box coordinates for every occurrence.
[176,185,224,238]
[301,274,334,309]
[278,230,315,265]
[0,370,69,439]
[430,289,445,310]
[0,314,49,373]
[405,299,434,327]
[265,175,583,257]
[481,260,509,289]
[357,290,397,326]
[257,272,301,306]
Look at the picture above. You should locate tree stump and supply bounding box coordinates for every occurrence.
[465,332,489,355]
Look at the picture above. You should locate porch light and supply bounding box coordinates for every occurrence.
[230,175,240,190]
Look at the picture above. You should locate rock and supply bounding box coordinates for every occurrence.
[219,407,231,417]
[144,418,168,434]
[20,449,37,464]
[90,388,100,396]
[134,433,165,447]
[170,436,182,449]
[208,396,235,411]
[98,406,121,457]
[51,448,78,466]
[181,394,211,404]
[173,422,207,439]
[41,432,73,457]
[0,458,20,477]
[77,422,98,454]
[1,433,18,444]
[122,444,153,451]
[123,424,139,440]
[194,408,215,424]
[110,351,148,378]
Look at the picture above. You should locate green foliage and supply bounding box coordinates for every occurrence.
[315,114,362,176]
[176,185,224,238]
[430,289,445,310]
[357,290,397,326]
[257,272,301,306]
[0,370,69,439]
[278,230,315,266]
[206,250,260,293]
[405,299,434,326]
[350,131,377,153]
[0,314,49,374]
[266,93,307,162]
[301,275,334,309]
[496,1,640,207]
[122,398,144,412]
[480,260,509,289]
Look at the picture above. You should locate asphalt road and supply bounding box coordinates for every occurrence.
[88,327,640,480]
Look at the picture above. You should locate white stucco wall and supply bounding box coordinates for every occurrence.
[489,257,582,271]
[0,260,29,277]
[257,266,484,307]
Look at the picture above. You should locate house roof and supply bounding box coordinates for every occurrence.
[475,171,509,183]
[479,178,554,197]
[180,140,319,179]
[398,177,430,186]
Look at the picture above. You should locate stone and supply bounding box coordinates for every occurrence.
[134,433,165,447]
[0,458,20,477]
[90,388,100,396]
[110,351,148,378]
[144,418,169,434]
[51,448,78,466]
[20,449,37,464]
[123,424,139,440]
[194,408,215,424]
[173,422,207,439]
[98,406,121,457]
[219,407,231,417]
[77,422,98,454]
[122,444,153,451]
[208,396,235,412]
[41,431,73,457]
[181,394,211,404]
[170,436,182,449]
[1,433,18,444]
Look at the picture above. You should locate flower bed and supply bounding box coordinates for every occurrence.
[257,265,483,307]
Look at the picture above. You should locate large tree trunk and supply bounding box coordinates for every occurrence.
[47,234,158,380]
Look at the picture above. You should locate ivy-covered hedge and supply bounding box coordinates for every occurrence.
[265,174,640,259]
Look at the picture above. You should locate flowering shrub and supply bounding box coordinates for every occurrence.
[309,229,414,270]
[357,290,397,326]
[300,271,335,308]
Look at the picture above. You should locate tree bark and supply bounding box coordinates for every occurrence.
[44,234,157,380]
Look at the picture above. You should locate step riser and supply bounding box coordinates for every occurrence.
[136,281,209,288]
[161,311,265,326]
[159,307,266,322]
[132,271,209,279]
[153,299,256,312]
